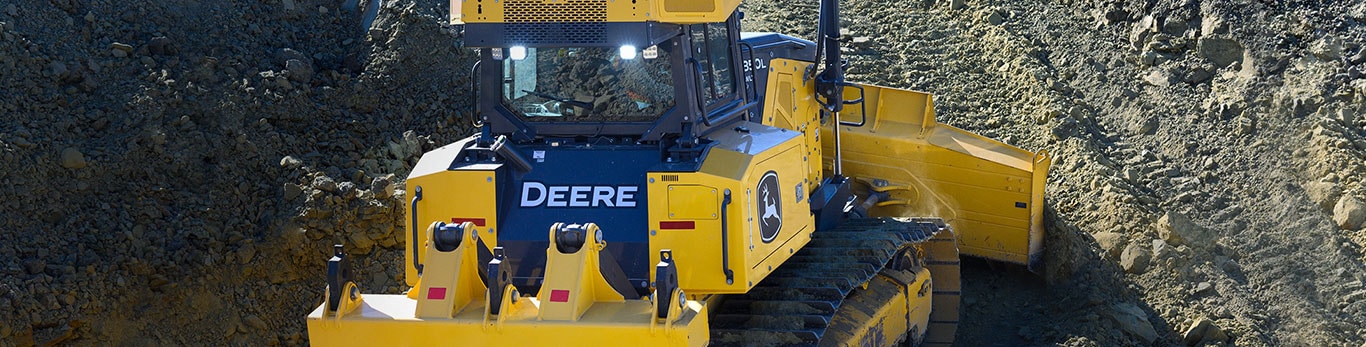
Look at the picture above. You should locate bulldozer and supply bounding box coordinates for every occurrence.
[306,0,1050,345]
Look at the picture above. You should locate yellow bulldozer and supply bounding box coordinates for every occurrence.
[306,0,1050,345]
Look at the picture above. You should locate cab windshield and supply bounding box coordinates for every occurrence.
[502,46,675,122]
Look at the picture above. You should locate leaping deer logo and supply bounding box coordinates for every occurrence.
[758,171,782,243]
[762,186,779,221]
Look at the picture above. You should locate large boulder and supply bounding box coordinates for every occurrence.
[1107,303,1158,343]
[1334,196,1365,230]
[1182,316,1229,345]
[1094,232,1126,259]
[1121,243,1151,273]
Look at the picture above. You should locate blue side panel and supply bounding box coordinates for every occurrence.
[455,144,661,295]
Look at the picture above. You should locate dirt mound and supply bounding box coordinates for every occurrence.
[0,0,473,344]
[744,0,1366,344]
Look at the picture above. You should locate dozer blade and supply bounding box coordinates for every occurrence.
[824,84,1051,271]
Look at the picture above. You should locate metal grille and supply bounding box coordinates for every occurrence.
[503,0,607,23]
[505,22,606,44]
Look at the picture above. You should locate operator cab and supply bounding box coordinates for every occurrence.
[470,16,749,144]
[455,10,819,297]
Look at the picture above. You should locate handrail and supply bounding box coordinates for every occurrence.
[719,189,734,284]
[410,186,423,275]
[838,84,868,127]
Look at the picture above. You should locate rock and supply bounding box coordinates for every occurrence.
[1094,232,1126,259]
[1197,37,1243,68]
[1130,15,1158,50]
[285,59,313,83]
[4,4,16,17]
[279,155,303,169]
[949,0,965,10]
[1151,239,1170,258]
[1194,281,1213,294]
[1184,66,1212,85]
[1201,15,1229,36]
[1158,212,1202,245]
[1106,303,1158,343]
[1120,243,1151,273]
[312,175,338,194]
[337,181,357,199]
[60,147,87,169]
[148,36,176,56]
[1068,105,1088,120]
[1304,181,1342,211]
[985,11,1003,25]
[1142,69,1174,87]
[401,130,422,157]
[282,0,297,11]
[1050,116,1077,139]
[348,231,376,254]
[110,43,133,58]
[23,259,46,274]
[1333,196,1365,230]
[244,315,268,330]
[1182,317,1229,345]
[371,175,394,199]
[1121,167,1141,183]
[1049,80,1070,93]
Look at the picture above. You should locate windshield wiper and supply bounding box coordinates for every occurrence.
[522,90,593,110]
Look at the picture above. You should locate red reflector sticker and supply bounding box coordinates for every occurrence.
[549,289,570,302]
[427,287,447,300]
[660,221,695,230]
[451,218,487,227]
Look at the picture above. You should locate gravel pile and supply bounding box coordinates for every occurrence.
[743,0,1366,344]
[0,0,473,344]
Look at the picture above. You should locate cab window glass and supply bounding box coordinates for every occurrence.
[690,22,735,106]
[501,46,675,122]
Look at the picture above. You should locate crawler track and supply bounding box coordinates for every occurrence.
[709,217,961,346]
